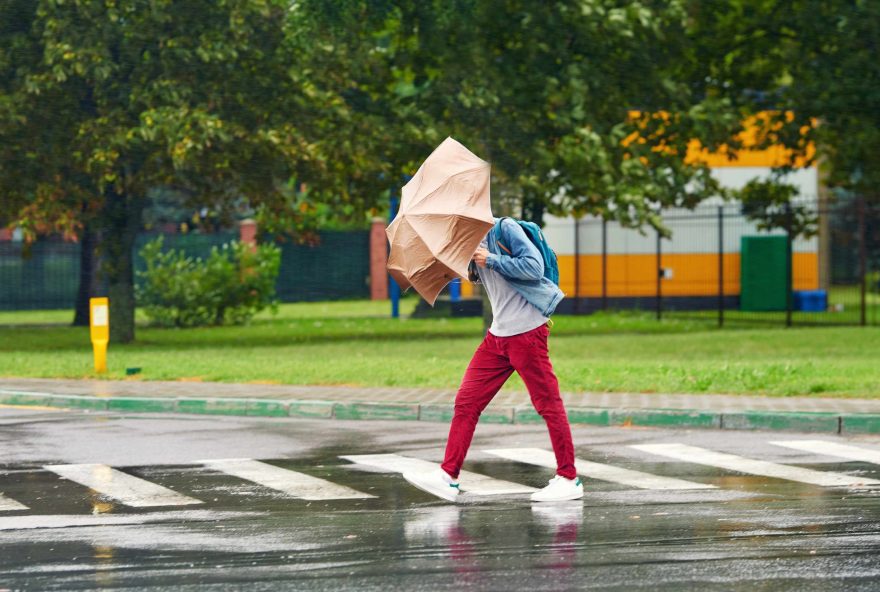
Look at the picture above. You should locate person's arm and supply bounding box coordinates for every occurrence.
[482,220,544,280]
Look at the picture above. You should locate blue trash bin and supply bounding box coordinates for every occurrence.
[793,290,827,312]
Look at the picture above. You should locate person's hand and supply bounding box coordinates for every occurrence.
[473,247,490,268]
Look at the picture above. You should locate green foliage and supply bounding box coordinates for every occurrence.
[4,0,878,342]
[690,0,880,198]
[0,0,376,341]
[137,236,281,328]
[295,0,743,231]
[739,178,817,238]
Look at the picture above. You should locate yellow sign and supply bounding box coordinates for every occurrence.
[90,297,109,373]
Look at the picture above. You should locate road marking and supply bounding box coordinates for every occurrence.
[770,440,880,465]
[0,404,66,412]
[483,447,716,490]
[0,510,261,531]
[630,443,880,488]
[341,453,536,495]
[200,458,375,500]
[0,493,28,511]
[44,464,203,507]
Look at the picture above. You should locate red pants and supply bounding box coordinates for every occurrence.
[441,324,577,480]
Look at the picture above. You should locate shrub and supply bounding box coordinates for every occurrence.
[137,236,281,327]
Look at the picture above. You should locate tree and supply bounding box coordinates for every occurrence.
[0,0,375,341]
[297,0,746,232]
[689,0,880,200]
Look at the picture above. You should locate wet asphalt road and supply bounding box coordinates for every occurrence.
[1,406,879,591]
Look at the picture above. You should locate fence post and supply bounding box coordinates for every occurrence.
[369,217,388,300]
[656,229,662,321]
[601,218,608,311]
[785,202,793,328]
[389,191,400,319]
[859,197,867,327]
[573,216,580,314]
[718,206,724,328]
[239,218,257,253]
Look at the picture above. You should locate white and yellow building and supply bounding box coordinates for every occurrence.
[461,115,823,310]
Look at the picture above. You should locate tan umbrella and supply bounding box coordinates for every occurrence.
[386,137,494,305]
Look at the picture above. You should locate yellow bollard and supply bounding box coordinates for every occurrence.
[90,297,109,373]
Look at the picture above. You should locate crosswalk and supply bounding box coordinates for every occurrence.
[341,453,536,495]
[484,447,716,490]
[630,443,880,488]
[769,440,880,464]
[44,463,204,508]
[199,458,375,500]
[1,439,878,512]
[0,492,28,511]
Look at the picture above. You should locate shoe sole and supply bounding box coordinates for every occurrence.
[402,473,460,502]
[530,490,584,503]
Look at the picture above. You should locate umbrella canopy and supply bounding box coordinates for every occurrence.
[386,137,494,305]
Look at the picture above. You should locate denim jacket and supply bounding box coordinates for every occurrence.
[475,217,565,316]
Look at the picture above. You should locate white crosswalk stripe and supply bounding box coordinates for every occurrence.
[631,443,880,488]
[200,458,375,500]
[0,492,28,511]
[769,440,880,465]
[0,510,256,531]
[44,464,203,508]
[483,447,716,490]
[3,440,879,516]
[341,453,536,495]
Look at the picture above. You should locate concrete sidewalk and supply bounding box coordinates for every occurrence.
[2,377,879,434]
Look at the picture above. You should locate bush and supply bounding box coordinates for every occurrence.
[137,236,281,327]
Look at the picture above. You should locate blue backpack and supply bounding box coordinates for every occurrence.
[493,218,560,285]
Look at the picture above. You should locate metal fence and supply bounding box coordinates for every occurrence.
[556,197,879,327]
[0,230,370,312]
[3,200,878,328]
[0,240,80,311]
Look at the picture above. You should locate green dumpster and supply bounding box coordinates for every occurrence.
[740,235,788,311]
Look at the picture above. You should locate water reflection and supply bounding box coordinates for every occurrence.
[402,502,586,582]
[532,502,583,569]
[93,544,116,588]
[403,506,462,542]
[404,506,478,567]
[404,506,483,586]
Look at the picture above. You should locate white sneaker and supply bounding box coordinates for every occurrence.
[530,475,584,502]
[403,468,461,502]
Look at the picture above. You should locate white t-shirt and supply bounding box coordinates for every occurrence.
[477,239,549,337]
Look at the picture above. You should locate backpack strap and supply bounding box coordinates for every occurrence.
[493,217,513,255]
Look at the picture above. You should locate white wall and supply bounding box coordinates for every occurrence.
[543,166,819,256]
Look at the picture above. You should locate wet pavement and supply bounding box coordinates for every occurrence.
[1,407,879,591]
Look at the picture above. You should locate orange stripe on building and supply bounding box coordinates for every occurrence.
[558,253,818,298]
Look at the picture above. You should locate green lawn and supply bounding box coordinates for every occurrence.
[0,299,878,398]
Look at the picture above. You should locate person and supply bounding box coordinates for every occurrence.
[403,217,582,502]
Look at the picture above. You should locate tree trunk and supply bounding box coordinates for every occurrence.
[100,189,144,343]
[72,224,100,326]
[521,191,545,227]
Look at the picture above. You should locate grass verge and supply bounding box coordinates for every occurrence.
[0,299,878,398]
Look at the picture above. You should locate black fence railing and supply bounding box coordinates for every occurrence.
[554,197,879,327]
[2,198,877,329]
[0,230,370,312]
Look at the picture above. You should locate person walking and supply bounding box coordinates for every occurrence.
[403,217,582,502]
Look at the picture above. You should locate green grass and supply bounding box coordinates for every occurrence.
[0,308,81,325]
[0,299,878,398]
[0,298,420,326]
[664,285,880,326]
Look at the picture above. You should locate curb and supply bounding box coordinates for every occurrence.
[1,389,878,434]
